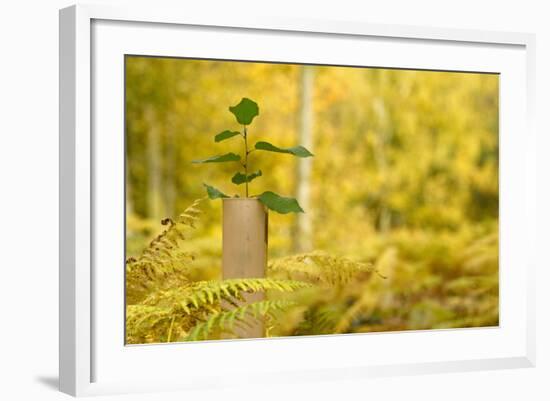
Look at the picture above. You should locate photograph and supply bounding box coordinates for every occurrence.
[124,56,499,344]
[1,0,545,399]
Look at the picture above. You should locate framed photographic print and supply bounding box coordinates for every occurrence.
[59,4,536,396]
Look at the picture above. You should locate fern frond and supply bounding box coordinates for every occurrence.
[125,198,204,304]
[126,278,310,344]
[126,304,184,344]
[333,291,377,334]
[268,251,379,286]
[185,300,296,341]
[143,278,311,312]
[293,304,346,335]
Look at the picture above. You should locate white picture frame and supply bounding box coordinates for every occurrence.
[59,3,536,397]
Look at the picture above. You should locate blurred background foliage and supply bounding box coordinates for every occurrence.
[125,56,499,339]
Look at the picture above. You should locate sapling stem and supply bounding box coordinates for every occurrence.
[243,125,249,198]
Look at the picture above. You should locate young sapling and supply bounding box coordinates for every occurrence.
[192,97,314,214]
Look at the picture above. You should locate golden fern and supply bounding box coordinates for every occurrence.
[185,300,296,341]
[126,304,195,344]
[143,278,311,312]
[331,248,397,333]
[268,251,380,286]
[126,278,311,344]
[265,252,388,336]
[125,198,204,304]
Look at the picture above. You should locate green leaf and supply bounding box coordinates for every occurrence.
[203,183,229,199]
[258,191,304,214]
[231,170,262,185]
[229,98,259,125]
[214,130,241,142]
[254,141,313,158]
[192,153,241,163]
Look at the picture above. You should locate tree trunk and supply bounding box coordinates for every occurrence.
[164,115,176,218]
[293,65,314,252]
[145,106,162,221]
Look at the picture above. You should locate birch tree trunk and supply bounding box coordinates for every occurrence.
[164,115,176,218]
[293,65,314,252]
[145,106,162,221]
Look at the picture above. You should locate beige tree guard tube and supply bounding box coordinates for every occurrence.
[222,198,268,338]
